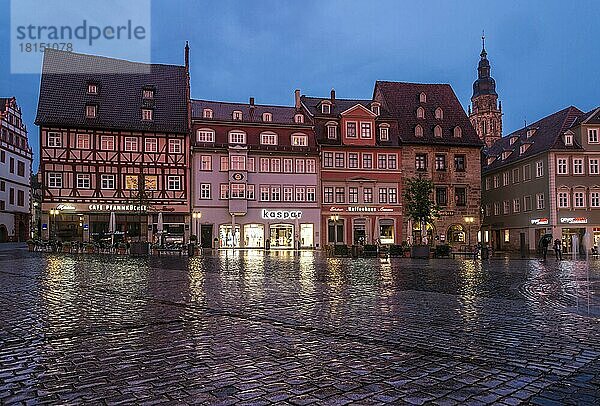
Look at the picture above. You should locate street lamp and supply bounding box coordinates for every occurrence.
[330,214,340,246]
[49,209,58,240]
[192,212,202,245]
[464,216,475,246]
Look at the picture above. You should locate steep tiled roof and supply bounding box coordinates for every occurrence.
[192,99,309,125]
[374,81,482,147]
[300,96,391,118]
[571,107,600,126]
[483,106,585,173]
[35,49,188,133]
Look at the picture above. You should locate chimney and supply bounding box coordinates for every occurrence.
[184,41,190,72]
[330,88,336,101]
[249,97,255,106]
[294,89,301,110]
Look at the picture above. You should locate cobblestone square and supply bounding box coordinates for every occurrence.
[1,246,600,405]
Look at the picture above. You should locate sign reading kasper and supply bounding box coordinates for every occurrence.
[261,209,302,220]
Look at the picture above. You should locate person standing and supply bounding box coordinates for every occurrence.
[553,238,563,260]
[541,237,549,260]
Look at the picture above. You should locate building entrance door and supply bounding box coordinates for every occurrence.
[201,225,213,248]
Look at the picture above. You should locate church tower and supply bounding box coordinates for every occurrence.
[469,34,502,148]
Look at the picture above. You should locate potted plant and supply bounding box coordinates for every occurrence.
[403,177,440,259]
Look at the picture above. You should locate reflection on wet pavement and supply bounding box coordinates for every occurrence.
[1,249,600,404]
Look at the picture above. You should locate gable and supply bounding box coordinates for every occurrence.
[340,103,377,118]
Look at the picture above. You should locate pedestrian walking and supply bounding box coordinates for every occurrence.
[541,237,550,260]
[553,238,563,260]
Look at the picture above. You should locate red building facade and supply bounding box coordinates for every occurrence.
[300,90,403,246]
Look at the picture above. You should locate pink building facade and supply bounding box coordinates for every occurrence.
[191,98,321,249]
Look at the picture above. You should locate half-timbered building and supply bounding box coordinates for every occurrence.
[36,49,190,243]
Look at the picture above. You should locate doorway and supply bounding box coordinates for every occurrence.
[200,225,213,248]
[0,225,7,243]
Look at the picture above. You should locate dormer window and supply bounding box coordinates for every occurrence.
[203,109,213,119]
[294,114,304,124]
[419,92,426,103]
[416,107,425,119]
[143,89,154,99]
[502,151,511,160]
[260,132,277,145]
[142,108,153,121]
[434,125,442,138]
[371,104,380,115]
[379,125,389,141]
[527,128,536,138]
[326,122,337,139]
[87,83,98,94]
[435,107,443,119]
[520,144,529,154]
[322,103,331,114]
[564,133,573,146]
[85,104,97,118]
[415,125,423,137]
[453,126,462,138]
[229,131,246,144]
[262,112,272,122]
[509,136,517,145]
[487,156,496,165]
[291,134,308,146]
[233,110,243,121]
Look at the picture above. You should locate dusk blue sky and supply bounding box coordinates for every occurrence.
[1,0,599,171]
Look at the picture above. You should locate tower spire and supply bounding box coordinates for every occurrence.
[481,30,487,58]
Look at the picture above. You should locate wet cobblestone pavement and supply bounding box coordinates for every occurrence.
[1,248,600,405]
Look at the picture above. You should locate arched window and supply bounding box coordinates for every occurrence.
[453,126,462,138]
[291,133,308,146]
[203,109,213,119]
[321,102,331,114]
[326,121,338,139]
[419,92,426,103]
[262,112,272,122]
[232,110,243,121]
[434,125,442,138]
[415,125,423,137]
[416,107,425,119]
[229,130,246,144]
[197,128,215,143]
[435,107,443,119]
[260,131,278,145]
[294,114,304,124]
[379,124,390,141]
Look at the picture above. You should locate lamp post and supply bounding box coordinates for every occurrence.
[464,216,475,246]
[192,212,202,245]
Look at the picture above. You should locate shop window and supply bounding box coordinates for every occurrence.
[379,220,394,244]
[270,224,294,248]
[243,224,264,248]
[219,225,240,248]
[300,224,314,248]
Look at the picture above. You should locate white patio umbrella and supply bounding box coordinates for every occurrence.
[157,212,164,246]
[108,212,116,246]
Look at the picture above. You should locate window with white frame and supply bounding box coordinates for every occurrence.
[513,198,521,213]
[371,104,380,115]
[271,186,281,201]
[230,183,246,199]
[590,158,599,175]
[295,159,305,173]
[494,202,500,216]
[362,153,373,169]
[349,153,359,168]
[307,187,316,202]
[145,138,157,152]
[389,188,397,203]
[349,187,358,203]
[335,153,344,168]
[323,187,333,203]
[558,191,569,208]
[124,137,138,152]
[283,158,293,173]
[101,174,115,190]
[591,192,600,207]
[283,186,293,202]
[306,159,316,173]
[141,108,153,121]
[434,125,442,138]
[100,136,115,151]
[231,155,246,171]
[259,158,269,172]
[262,112,272,122]
[453,126,462,138]
[346,122,357,138]
[379,188,388,204]
[291,134,308,146]
[503,172,510,186]
[416,107,425,118]
[203,109,213,119]
[220,184,229,199]
[247,157,255,172]
[86,105,97,118]
[260,132,277,145]
[327,124,337,139]
[335,187,345,203]
[77,174,90,189]
[536,193,545,210]
[270,158,281,172]
[321,103,331,114]
[524,195,533,211]
[378,154,387,169]
[48,173,62,188]
[200,155,212,171]
[294,114,304,124]
[76,134,90,149]
[564,133,573,145]
[574,191,585,208]
[167,176,181,190]
[247,185,255,200]
[388,154,397,169]
[493,175,500,188]
[415,125,423,137]
[535,161,544,177]
[573,158,584,175]
[485,177,492,190]
[168,139,182,154]
[435,107,443,119]
[485,204,491,217]
[323,152,333,168]
[87,83,98,94]
[380,126,389,141]
[503,201,510,214]
[419,92,426,103]
[197,129,215,142]
[364,187,373,203]
[220,156,229,171]
[229,131,246,144]
[232,111,243,121]
[143,89,154,99]
[47,132,62,147]
[200,184,211,199]
[360,122,372,138]
[589,129,599,144]
[557,158,568,175]
[296,186,306,202]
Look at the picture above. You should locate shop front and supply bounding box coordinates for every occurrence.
[560,217,588,254]
[324,206,402,246]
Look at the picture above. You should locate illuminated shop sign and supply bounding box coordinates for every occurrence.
[88,204,147,212]
[330,206,395,213]
[261,209,303,219]
[55,204,76,211]
[560,217,588,224]
[531,218,549,225]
